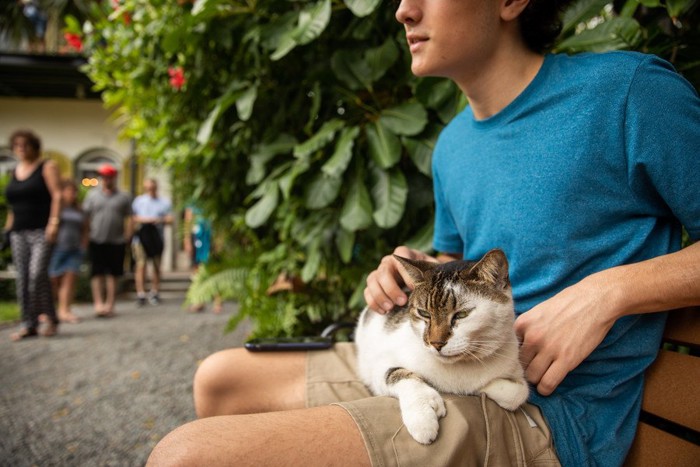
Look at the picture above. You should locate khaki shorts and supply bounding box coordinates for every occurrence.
[131,242,161,268]
[307,343,560,467]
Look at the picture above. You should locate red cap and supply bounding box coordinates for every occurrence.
[97,164,118,177]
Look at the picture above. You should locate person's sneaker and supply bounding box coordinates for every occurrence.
[148,293,160,306]
[137,296,147,307]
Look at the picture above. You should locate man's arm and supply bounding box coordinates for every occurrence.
[515,241,700,396]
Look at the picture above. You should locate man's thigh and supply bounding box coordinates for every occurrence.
[309,343,560,467]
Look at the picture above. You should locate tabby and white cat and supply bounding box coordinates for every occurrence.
[355,249,528,444]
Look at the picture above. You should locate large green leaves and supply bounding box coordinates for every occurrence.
[371,167,408,228]
[379,101,428,136]
[556,17,642,53]
[271,0,331,61]
[331,38,399,91]
[340,176,373,232]
[366,121,401,169]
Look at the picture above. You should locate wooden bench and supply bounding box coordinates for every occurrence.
[624,307,700,466]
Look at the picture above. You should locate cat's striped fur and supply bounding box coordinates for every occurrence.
[355,249,528,444]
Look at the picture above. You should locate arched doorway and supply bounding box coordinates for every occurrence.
[75,148,123,189]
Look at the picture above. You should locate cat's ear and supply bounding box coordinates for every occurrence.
[467,249,510,290]
[393,255,437,285]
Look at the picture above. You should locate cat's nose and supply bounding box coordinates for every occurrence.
[430,341,446,351]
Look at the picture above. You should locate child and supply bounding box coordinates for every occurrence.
[48,179,89,324]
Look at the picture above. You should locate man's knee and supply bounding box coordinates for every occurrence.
[147,422,204,467]
[193,349,241,417]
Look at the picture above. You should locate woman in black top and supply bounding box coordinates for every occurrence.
[4,129,62,341]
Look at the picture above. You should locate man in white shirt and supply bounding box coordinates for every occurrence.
[131,178,172,306]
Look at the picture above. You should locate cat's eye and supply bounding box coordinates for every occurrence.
[415,309,431,320]
[451,309,474,324]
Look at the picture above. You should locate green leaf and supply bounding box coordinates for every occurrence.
[560,0,611,35]
[365,38,399,83]
[322,126,360,177]
[331,49,371,90]
[247,135,297,185]
[197,81,248,145]
[236,85,258,121]
[366,121,401,169]
[245,182,279,228]
[335,227,355,263]
[304,173,342,209]
[555,18,642,53]
[402,135,434,177]
[294,119,345,159]
[371,167,408,228]
[331,38,399,91]
[667,0,694,18]
[340,177,373,231]
[271,0,331,60]
[343,0,382,17]
[379,101,428,136]
[302,240,322,283]
[405,222,434,252]
[297,0,332,45]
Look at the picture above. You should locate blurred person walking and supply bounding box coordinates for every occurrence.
[132,178,172,306]
[4,129,61,341]
[83,164,132,318]
[183,203,221,313]
[48,178,89,324]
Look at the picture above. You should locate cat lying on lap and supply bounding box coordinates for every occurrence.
[355,249,528,444]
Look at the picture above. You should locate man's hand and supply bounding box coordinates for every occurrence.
[364,246,439,314]
[514,273,618,396]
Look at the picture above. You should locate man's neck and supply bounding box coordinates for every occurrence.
[455,41,545,121]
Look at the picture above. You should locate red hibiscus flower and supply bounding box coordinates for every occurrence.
[168,66,186,91]
[64,32,83,52]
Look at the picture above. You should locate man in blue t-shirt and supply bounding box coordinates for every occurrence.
[147,1,699,466]
[131,178,172,306]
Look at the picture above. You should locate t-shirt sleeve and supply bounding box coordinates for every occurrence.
[625,55,700,240]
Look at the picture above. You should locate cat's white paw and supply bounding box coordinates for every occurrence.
[481,378,529,411]
[400,387,446,444]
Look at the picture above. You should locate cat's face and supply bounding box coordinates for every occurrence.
[395,249,514,362]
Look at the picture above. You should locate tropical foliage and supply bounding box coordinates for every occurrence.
[68,0,699,337]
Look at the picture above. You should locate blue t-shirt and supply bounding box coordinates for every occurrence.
[432,52,700,467]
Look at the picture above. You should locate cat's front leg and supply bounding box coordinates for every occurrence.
[385,367,447,444]
[480,377,529,411]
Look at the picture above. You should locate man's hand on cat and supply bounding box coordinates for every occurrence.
[365,246,424,313]
[364,247,448,314]
[514,273,618,396]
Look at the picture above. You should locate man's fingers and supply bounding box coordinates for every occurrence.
[364,258,408,313]
[536,361,569,396]
[523,352,552,387]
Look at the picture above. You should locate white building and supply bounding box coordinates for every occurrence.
[0,53,181,272]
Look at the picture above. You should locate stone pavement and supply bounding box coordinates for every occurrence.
[0,296,251,466]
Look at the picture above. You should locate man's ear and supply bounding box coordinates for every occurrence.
[500,0,530,22]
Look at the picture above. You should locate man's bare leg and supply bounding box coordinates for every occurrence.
[90,275,105,313]
[147,405,370,467]
[104,275,117,314]
[150,348,370,466]
[194,348,307,417]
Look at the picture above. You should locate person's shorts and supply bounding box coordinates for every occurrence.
[48,248,83,277]
[306,343,561,467]
[89,242,125,277]
[131,242,161,269]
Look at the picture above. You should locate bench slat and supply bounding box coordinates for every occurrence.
[625,422,700,467]
[641,349,700,431]
[663,308,700,346]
